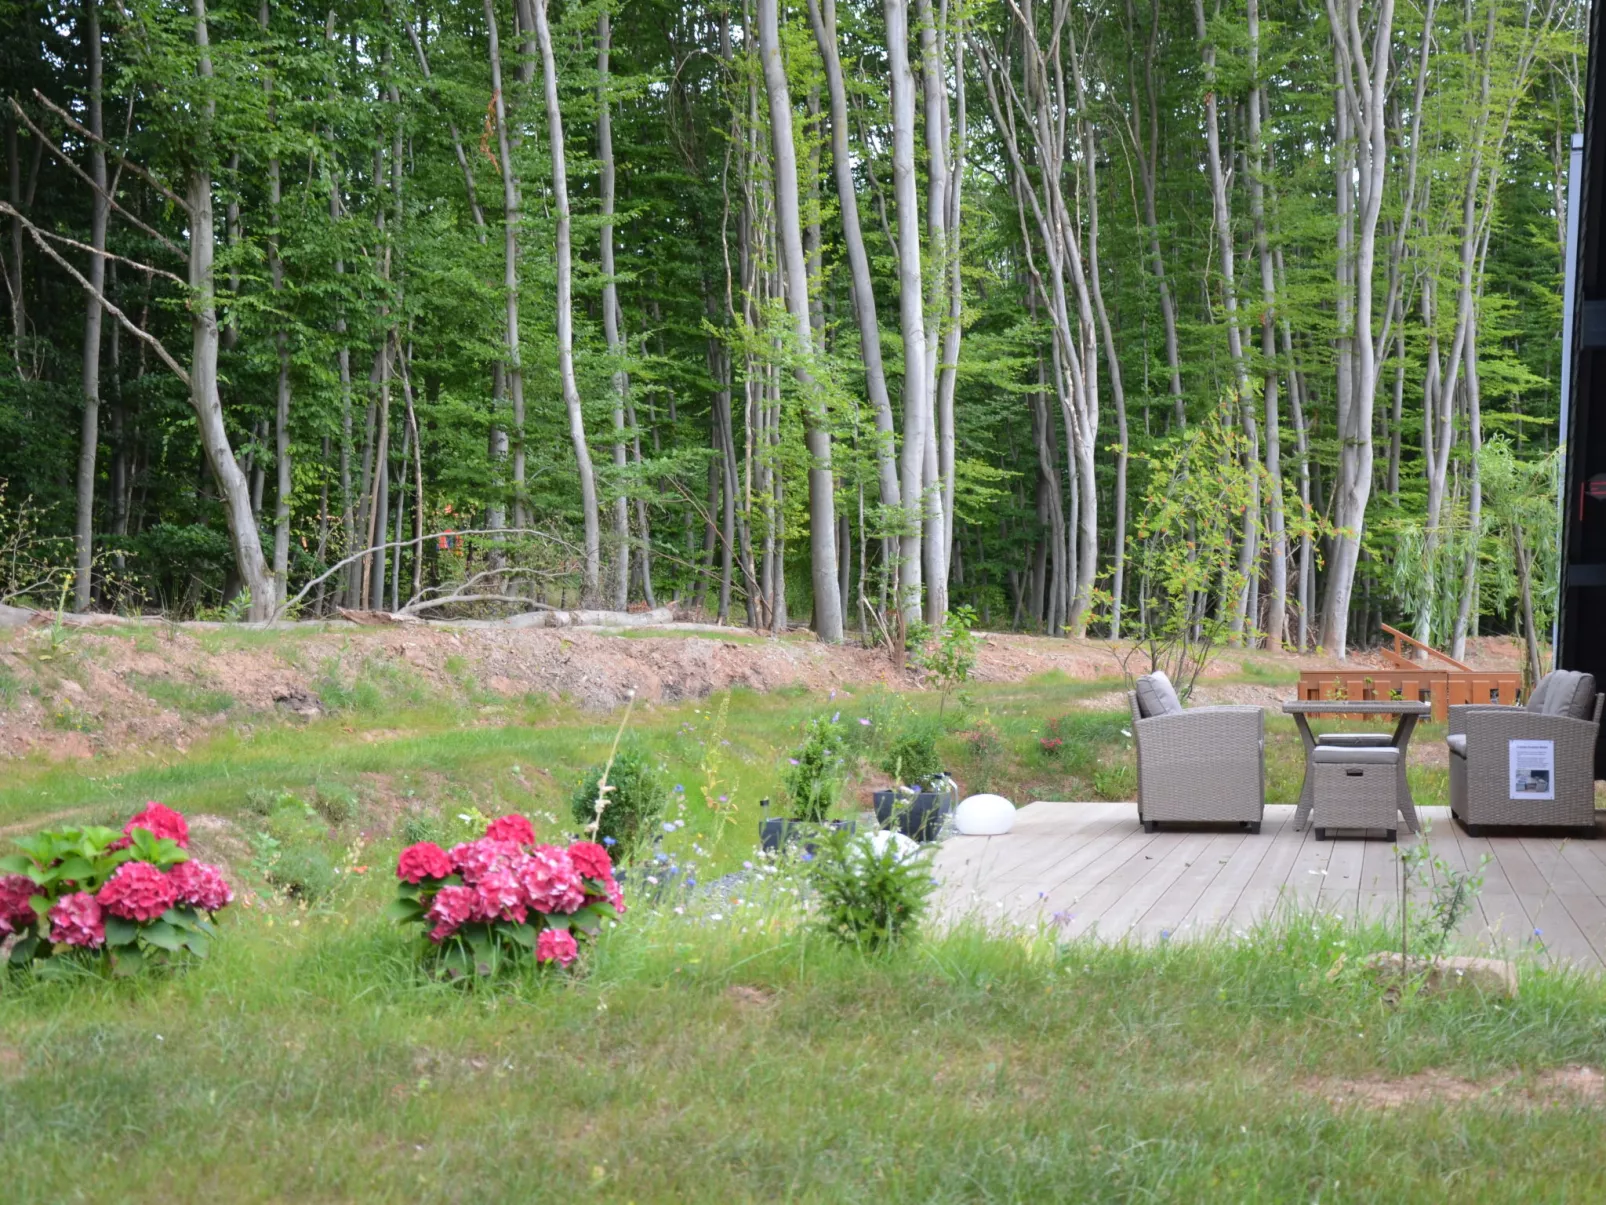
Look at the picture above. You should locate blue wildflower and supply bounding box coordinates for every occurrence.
[602,836,616,847]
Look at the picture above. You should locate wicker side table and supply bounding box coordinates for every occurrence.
[1311,746,1401,841]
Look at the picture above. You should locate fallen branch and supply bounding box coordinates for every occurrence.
[32,89,190,213]
[397,593,554,616]
[273,526,584,622]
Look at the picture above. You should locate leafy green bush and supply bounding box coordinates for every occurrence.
[808,829,935,951]
[781,715,848,822]
[253,799,340,901]
[399,811,446,847]
[569,741,669,865]
[878,718,943,786]
[312,781,358,826]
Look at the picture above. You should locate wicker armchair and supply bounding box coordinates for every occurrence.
[1448,670,1603,837]
[1128,672,1264,833]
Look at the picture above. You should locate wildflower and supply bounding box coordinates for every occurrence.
[602,836,617,847]
[396,842,453,884]
[832,712,840,723]
[717,795,727,803]
[536,928,579,967]
[48,891,104,948]
[788,758,799,766]
[97,861,178,923]
[484,814,536,847]
[0,875,38,936]
[121,802,190,849]
[663,822,676,833]
[424,885,476,943]
[675,784,685,794]
[169,859,234,912]
[742,861,754,871]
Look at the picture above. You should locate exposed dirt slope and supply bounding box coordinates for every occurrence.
[0,617,1523,761]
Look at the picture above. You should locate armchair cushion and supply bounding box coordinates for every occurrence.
[1527,670,1597,719]
[1134,671,1184,718]
[1312,745,1398,766]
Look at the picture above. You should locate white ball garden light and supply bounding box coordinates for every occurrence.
[954,794,1016,836]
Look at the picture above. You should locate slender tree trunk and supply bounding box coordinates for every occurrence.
[599,11,630,609]
[886,0,927,622]
[758,0,842,641]
[191,0,273,619]
[914,0,950,623]
[1248,0,1286,648]
[261,0,291,608]
[532,0,602,601]
[73,0,107,611]
[807,0,901,542]
[486,0,527,530]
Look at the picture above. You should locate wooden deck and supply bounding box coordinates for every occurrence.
[930,802,1606,970]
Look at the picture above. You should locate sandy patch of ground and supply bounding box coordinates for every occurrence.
[1310,1065,1606,1111]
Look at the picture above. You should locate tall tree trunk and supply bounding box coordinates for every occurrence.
[73,0,107,611]
[191,0,274,619]
[806,0,901,545]
[486,0,527,529]
[262,0,291,608]
[599,11,630,609]
[758,0,842,641]
[532,0,602,601]
[914,0,950,623]
[885,0,927,623]
[1248,0,1286,648]
[1320,0,1394,657]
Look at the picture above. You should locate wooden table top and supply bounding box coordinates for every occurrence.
[1281,699,1432,716]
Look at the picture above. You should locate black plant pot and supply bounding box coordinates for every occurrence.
[758,817,856,853]
[873,781,958,842]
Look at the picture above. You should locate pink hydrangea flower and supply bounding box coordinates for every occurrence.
[122,802,189,849]
[514,846,586,915]
[49,891,105,948]
[0,874,39,936]
[471,866,527,924]
[448,838,522,886]
[535,927,578,967]
[484,814,536,847]
[602,876,625,914]
[168,859,234,912]
[425,884,477,943]
[567,841,614,882]
[96,861,178,923]
[397,842,453,884]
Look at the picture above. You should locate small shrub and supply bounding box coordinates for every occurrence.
[1091,763,1135,801]
[878,718,944,786]
[254,799,340,901]
[569,741,669,865]
[1039,716,1067,757]
[906,604,980,716]
[781,714,849,822]
[0,803,233,974]
[808,828,935,951]
[390,813,624,979]
[312,781,358,826]
[400,811,446,847]
[960,710,1005,791]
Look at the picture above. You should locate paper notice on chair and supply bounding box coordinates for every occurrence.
[1508,739,1556,801]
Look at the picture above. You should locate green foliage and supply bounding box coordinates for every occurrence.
[1397,835,1488,961]
[906,605,980,715]
[253,798,342,902]
[877,717,944,786]
[779,714,849,823]
[807,829,936,951]
[569,742,669,865]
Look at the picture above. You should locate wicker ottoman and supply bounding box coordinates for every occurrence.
[1311,746,1401,841]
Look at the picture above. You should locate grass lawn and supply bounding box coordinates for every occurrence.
[3,664,1550,1202]
[3,895,1606,1202]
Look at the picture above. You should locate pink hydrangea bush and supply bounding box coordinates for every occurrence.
[391,813,623,978]
[0,803,232,972]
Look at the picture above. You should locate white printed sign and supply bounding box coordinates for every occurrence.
[1508,739,1556,801]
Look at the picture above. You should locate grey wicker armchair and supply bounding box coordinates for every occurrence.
[1448,669,1603,837]
[1128,672,1265,833]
